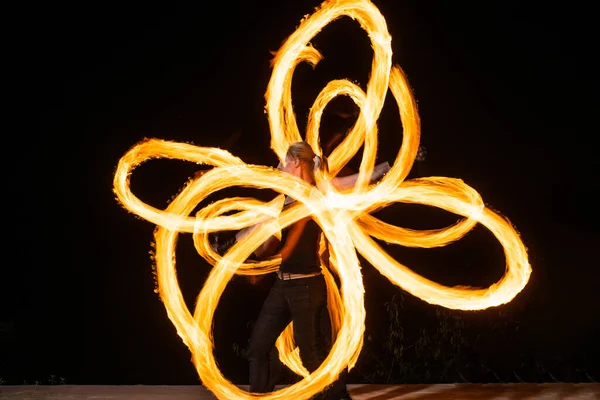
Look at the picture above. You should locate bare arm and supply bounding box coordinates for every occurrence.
[253,234,281,259]
[234,219,280,259]
[331,161,390,191]
[278,217,309,262]
[231,217,308,261]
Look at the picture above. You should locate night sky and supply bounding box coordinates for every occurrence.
[5,0,598,386]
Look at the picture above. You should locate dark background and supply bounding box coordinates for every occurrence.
[3,0,598,386]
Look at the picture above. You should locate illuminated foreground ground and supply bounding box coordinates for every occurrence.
[1,383,598,399]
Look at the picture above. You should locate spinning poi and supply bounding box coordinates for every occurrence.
[113,0,532,398]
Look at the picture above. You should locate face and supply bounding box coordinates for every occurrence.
[278,156,303,178]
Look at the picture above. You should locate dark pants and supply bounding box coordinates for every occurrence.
[248,274,348,399]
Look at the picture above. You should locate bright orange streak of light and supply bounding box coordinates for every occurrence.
[113,0,531,398]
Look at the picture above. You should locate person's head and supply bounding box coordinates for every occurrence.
[278,141,327,183]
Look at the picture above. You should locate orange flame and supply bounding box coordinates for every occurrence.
[113,0,531,398]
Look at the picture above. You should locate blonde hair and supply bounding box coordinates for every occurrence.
[286,142,328,181]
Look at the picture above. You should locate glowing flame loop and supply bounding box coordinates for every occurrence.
[113,0,531,399]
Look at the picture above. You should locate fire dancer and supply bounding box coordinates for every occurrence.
[216,141,389,399]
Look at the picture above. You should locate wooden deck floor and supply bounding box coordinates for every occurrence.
[0,383,598,399]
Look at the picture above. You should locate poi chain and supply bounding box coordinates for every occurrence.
[113,0,531,398]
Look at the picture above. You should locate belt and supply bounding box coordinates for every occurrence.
[276,271,322,281]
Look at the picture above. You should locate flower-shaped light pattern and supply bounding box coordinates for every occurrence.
[113,0,531,399]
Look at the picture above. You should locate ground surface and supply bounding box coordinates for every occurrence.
[1,383,598,399]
